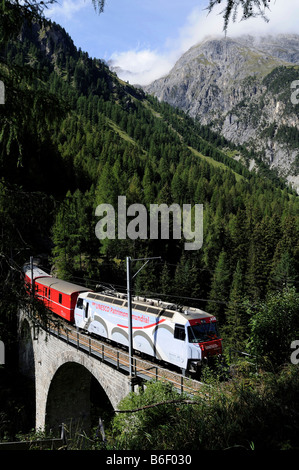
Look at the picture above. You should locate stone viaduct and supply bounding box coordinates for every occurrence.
[18,310,133,435]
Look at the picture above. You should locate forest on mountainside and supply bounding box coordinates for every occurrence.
[0,19,298,353]
[0,7,299,448]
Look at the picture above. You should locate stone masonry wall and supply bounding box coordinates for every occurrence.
[18,311,132,432]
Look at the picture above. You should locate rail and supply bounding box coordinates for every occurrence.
[45,320,205,396]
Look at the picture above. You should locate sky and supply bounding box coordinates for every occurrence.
[46,0,299,85]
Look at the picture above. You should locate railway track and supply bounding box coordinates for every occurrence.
[47,317,206,396]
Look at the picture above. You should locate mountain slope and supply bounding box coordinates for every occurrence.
[144,34,299,192]
[1,20,298,345]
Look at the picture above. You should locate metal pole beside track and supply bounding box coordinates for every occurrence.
[126,256,134,389]
[126,255,161,392]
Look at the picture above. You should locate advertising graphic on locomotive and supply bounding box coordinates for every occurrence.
[23,264,222,374]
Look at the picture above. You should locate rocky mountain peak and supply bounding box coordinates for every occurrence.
[144,34,299,192]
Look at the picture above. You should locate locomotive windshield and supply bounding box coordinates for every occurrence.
[188,321,219,343]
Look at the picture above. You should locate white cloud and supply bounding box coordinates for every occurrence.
[189,0,299,40]
[111,0,299,86]
[109,49,176,86]
[47,0,87,20]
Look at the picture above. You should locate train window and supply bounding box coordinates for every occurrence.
[76,298,83,309]
[45,288,47,297]
[84,301,89,319]
[59,293,62,304]
[48,289,51,299]
[174,324,185,341]
[187,322,219,343]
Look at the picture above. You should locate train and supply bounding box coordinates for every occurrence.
[23,263,222,375]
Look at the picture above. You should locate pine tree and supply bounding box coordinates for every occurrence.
[159,262,172,300]
[245,218,273,300]
[174,255,202,304]
[224,260,248,350]
[268,251,298,292]
[207,249,231,326]
[227,208,249,267]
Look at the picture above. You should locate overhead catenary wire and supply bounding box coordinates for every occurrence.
[21,256,298,313]
[35,266,231,306]
[34,266,263,311]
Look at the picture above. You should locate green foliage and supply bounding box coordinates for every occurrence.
[1,19,298,349]
[0,11,298,450]
[111,366,299,450]
[51,188,97,279]
[276,125,299,149]
[291,153,299,176]
[207,0,272,32]
[0,19,299,446]
[248,288,299,367]
[111,381,199,450]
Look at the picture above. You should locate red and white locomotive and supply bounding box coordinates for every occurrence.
[23,264,222,375]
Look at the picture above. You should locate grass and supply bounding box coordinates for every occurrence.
[188,146,244,182]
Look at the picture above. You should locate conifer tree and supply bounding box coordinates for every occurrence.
[245,218,273,300]
[207,0,273,32]
[268,251,298,293]
[224,260,248,350]
[227,208,249,267]
[207,249,231,325]
[159,262,173,300]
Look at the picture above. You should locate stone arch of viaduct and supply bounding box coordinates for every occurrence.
[18,311,132,435]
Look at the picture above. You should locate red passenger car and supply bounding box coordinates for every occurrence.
[35,277,91,322]
[23,265,91,322]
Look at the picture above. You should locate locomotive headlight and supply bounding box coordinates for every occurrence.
[189,360,200,373]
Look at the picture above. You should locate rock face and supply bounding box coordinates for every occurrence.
[144,34,299,192]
